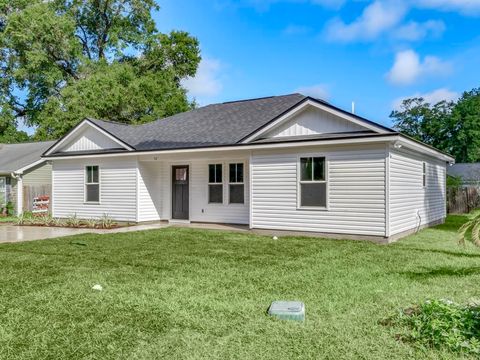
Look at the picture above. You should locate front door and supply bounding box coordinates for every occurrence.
[172,165,189,220]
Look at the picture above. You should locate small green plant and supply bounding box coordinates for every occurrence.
[65,214,81,227]
[84,218,98,229]
[458,213,480,247]
[384,299,480,355]
[99,214,115,229]
[6,202,14,216]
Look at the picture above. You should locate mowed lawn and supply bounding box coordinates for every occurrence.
[1,216,480,359]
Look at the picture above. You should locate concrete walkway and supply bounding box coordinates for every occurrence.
[0,222,249,244]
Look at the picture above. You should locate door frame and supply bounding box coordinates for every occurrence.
[171,164,190,220]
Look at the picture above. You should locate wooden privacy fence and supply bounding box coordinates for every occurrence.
[447,186,480,214]
[23,185,51,212]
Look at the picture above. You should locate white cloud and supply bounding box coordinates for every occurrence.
[325,1,408,42]
[392,88,460,109]
[416,0,480,15]
[394,20,445,41]
[386,50,451,85]
[295,84,330,100]
[182,58,223,100]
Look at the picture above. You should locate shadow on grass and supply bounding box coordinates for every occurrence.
[433,214,470,232]
[400,266,480,280]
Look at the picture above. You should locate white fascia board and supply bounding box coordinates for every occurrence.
[394,138,454,163]
[241,99,390,143]
[13,158,46,175]
[44,135,399,160]
[43,134,453,163]
[44,119,134,156]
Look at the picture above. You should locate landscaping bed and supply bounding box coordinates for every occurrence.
[15,213,126,229]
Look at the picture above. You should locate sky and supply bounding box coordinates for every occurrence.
[154,0,480,127]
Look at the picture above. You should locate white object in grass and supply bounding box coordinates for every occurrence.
[273,236,278,240]
[92,284,103,291]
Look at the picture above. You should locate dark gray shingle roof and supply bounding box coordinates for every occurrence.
[88,93,308,150]
[448,163,480,183]
[0,141,56,174]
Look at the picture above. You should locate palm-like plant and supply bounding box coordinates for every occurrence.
[458,213,480,247]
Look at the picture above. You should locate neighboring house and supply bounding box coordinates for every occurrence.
[0,141,56,215]
[42,94,454,241]
[447,163,480,186]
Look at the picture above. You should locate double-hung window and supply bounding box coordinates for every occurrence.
[85,166,100,203]
[229,163,244,204]
[208,164,223,204]
[0,177,6,206]
[299,156,327,208]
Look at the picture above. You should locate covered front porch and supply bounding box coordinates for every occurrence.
[137,150,251,225]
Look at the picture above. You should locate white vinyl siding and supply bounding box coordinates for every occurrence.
[389,148,446,236]
[137,161,162,222]
[61,126,123,152]
[265,106,367,138]
[251,144,386,236]
[52,158,137,221]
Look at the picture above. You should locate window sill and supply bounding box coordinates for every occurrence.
[297,206,328,211]
[84,202,101,205]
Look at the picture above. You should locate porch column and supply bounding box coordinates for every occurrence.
[16,175,23,216]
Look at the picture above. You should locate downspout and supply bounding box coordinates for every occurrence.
[10,172,23,216]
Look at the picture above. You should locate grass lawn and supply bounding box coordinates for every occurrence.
[0,216,16,223]
[1,215,480,359]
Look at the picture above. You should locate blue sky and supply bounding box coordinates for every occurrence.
[154,0,480,127]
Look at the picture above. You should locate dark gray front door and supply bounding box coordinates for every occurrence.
[172,165,189,220]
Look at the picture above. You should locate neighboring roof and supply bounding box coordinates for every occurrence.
[448,163,480,182]
[0,141,56,174]
[82,94,395,152]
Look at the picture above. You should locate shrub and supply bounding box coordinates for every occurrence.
[84,218,98,229]
[458,213,480,247]
[99,214,115,229]
[65,214,81,227]
[384,299,480,355]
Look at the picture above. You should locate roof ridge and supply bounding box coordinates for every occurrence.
[221,93,303,105]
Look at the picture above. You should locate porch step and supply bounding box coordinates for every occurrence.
[168,219,191,225]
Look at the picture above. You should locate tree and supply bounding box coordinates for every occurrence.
[390,97,454,153]
[449,88,480,163]
[390,88,480,163]
[0,0,201,140]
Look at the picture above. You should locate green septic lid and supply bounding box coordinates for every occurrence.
[268,301,305,322]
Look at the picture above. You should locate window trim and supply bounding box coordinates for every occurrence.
[208,163,224,204]
[228,162,246,205]
[84,165,100,204]
[297,154,328,210]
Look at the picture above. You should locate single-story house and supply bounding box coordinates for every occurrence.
[0,141,55,215]
[447,163,480,186]
[42,94,454,241]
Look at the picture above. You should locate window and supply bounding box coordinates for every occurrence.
[422,162,427,188]
[85,166,100,203]
[208,164,223,203]
[229,163,244,204]
[299,157,327,208]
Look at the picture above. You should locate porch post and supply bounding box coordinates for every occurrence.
[16,175,23,216]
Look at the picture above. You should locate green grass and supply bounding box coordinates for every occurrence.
[0,216,16,223]
[1,215,480,359]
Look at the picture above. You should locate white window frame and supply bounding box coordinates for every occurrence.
[84,165,100,204]
[422,162,427,188]
[208,163,224,204]
[228,162,245,205]
[297,154,328,210]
